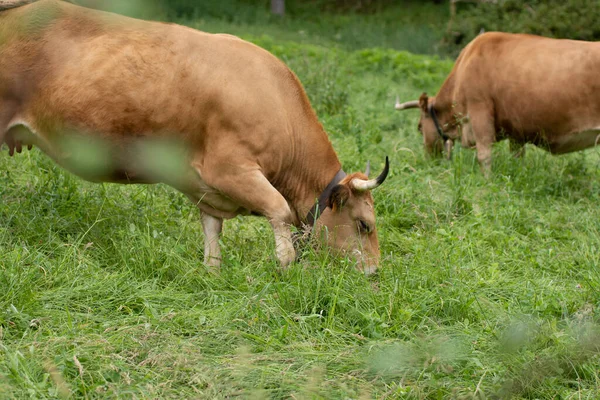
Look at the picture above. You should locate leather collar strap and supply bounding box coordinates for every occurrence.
[305,169,346,227]
[428,103,450,141]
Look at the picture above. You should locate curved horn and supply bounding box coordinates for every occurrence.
[395,96,420,110]
[365,160,371,177]
[351,156,389,191]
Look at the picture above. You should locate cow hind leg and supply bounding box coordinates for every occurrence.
[196,164,296,269]
[0,102,18,147]
[185,192,225,270]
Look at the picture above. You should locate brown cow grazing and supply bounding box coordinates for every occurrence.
[0,0,389,273]
[396,32,600,175]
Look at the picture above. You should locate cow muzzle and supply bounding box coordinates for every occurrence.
[351,249,378,275]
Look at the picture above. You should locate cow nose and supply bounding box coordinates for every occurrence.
[351,249,378,275]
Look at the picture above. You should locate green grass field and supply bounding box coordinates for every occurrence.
[1,4,600,399]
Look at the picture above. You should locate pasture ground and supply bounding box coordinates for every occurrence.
[1,3,599,399]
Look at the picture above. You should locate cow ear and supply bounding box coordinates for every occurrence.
[419,92,429,113]
[326,184,351,212]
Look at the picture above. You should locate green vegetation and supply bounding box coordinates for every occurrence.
[157,0,449,55]
[445,0,600,55]
[1,3,600,399]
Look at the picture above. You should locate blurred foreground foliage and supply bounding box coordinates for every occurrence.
[445,0,600,55]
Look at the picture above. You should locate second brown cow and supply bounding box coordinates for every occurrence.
[396,32,600,174]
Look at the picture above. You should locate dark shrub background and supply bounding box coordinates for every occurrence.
[444,0,600,55]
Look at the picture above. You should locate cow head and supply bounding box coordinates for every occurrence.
[315,157,389,275]
[396,93,456,158]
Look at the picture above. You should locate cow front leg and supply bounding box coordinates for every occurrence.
[444,139,454,160]
[201,212,223,269]
[197,164,296,269]
[469,103,496,177]
[271,219,295,268]
[476,141,493,177]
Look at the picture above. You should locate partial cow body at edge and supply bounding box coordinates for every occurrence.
[396,32,600,175]
[0,0,389,273]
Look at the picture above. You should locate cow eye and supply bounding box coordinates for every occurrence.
[357,219,371,233]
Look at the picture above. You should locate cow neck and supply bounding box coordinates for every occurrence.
[304,169,346,227]
[280,107,343,228]
[428,102,450,141]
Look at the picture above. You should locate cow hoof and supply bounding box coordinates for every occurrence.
[276,243,296,268]
[204,257,221,273]
[361,264,378,276]
[277,252,295,270]
[205,266,220,275]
